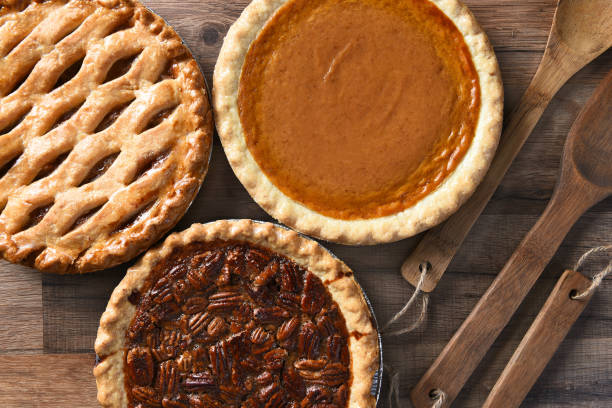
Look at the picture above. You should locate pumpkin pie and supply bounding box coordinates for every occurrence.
[94,219,380,407]
[0,0,213,273]
[214,0,503,244]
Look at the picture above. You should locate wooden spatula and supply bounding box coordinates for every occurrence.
[402,0,612,293]
[411,68,612,408]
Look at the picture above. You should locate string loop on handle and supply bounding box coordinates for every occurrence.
[383,263,432,407]
[383,262,430,336]
[430,389,447,408]
[572,244,612,300]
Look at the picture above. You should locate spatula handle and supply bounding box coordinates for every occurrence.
[483,269,594,408]
[410,182,597,408]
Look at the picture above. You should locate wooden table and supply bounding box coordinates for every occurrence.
[1,1,610,407]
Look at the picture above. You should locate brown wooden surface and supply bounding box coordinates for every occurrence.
[411,66,612,408]
[483,270,595,408]
[0,1,611,407]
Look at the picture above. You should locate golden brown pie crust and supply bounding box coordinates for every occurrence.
[0,0,213,273]
[214,0,503,244]
[95,220,380,408]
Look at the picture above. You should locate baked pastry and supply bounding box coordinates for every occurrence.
[95,219,379,407]
[0,0,213,273]
[214,0,503,244]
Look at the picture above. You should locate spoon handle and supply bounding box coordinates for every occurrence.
[401,35,587,292]
[482,269,594,408]
[410,179,599,408]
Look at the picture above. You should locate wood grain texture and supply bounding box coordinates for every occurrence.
[0,354,97,407]
[0,0,610,407]
[0,260,43,354]
[483,269,595,408]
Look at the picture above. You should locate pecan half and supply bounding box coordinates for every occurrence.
[253,261,279,286]
[294,359,326,371]
[306,385,333,404]
[208,290,243,312]
[255,371,274,386]
[264,348,288,370]
[257,382,279,403]
[253,306,290,324]
[162,397,188,408]
[327,335,349,365]
[126,347,154,386]
[132,386,161,407]
[189,394,223,408]
[320,363,349,387]
[209,341,232,384]
[207,316,227,338]
[188,312,213,336]
[298,322,321,359]
[279,262,302,292]
[183,371,216,392]
[283,367,305,398]
[301,273,326,315]
[245,247,271,275]
[264,391,284,408]
[278,292,301,311]
[157,360,179,395]
[277,317,300,342]
[181,296,208,314]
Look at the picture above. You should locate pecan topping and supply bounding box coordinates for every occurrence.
[161,398,188,408]
[207,290,244,312]
[184,371,216,392]
[253,306,290,323]
[253,261,279,286]
[181,296,208,314]
[298,322,321,359]
[302,273,327,315]
[264,348,288,370]
[125,243,351,408]
[132,386,161,407]
[207,316,227,338]
[157,361,179,395]
[277,317,300,342]
[126,347,154,386]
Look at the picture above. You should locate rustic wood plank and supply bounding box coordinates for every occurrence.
[0,354,97,407]
[42,267,125,353]
[0,260,43,354]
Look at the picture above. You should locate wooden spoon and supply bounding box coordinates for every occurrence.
[410,68,612,408]
[402,0,612,292]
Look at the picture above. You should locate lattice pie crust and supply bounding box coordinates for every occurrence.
[0,0,213,273]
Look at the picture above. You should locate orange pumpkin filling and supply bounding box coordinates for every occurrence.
[238,0,480,220]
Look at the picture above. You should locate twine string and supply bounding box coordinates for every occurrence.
[383,262,431,407]
[383,262,430,336]
[572,244,612,300]
[384,363,401,408]
[430,389,447,408]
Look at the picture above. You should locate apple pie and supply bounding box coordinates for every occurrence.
[0,0,213,273]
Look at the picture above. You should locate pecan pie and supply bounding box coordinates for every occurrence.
[214,0,503,244]
[95,220,379,407]
[0,0,213,273]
